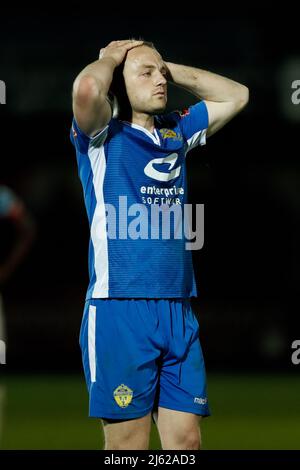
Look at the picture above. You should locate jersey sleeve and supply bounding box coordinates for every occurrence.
[176,101,209,154]
[70,117,109,154]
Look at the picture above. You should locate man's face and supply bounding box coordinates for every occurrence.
[123,45,168,115]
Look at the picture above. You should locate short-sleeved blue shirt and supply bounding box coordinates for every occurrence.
[70,101,208,299]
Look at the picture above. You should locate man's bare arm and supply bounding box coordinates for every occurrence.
[72,40,143,137]
[165,62,249,137]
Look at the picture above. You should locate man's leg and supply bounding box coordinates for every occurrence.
[152,299,210,450]
[153,408,202,450]
[80,300,164,450]
[102,413,152,450]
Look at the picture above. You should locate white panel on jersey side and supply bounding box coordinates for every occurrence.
[88,141,109,297]
[88,305,96,382]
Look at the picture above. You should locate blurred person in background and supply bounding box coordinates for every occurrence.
[70,39,248,450]
[0,185,36,443]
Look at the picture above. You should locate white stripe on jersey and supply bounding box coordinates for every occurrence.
[186,129,207,153]
[88,305,96,382]
[88,137,109,297]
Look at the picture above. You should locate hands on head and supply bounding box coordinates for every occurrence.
[99,39,144,67]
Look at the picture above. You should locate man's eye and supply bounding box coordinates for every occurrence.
[143,72,151,76]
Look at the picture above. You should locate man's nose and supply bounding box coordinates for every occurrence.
[155,72,167,86]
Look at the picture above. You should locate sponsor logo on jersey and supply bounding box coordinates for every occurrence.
[113,384,133,408]
[144,153,181,182]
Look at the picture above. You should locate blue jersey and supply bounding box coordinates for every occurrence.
[70,101,208,299]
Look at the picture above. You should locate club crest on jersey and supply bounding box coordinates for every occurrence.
[159,128,183,141]
[113,384,133,408]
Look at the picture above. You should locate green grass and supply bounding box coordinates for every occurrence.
[0,374,299,449]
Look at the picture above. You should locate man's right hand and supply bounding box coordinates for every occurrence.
[72,39,143,137]
[99,39,144,67]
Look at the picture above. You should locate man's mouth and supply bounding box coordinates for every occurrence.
[154,90,166,97]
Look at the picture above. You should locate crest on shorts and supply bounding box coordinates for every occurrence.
[113,384,133,408]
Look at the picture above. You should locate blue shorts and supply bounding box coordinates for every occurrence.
[79,298,210,420]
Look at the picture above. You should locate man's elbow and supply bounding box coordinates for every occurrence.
[72,75,103,106]
[235,84,249,112]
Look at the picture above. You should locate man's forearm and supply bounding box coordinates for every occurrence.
[166,62,248,103]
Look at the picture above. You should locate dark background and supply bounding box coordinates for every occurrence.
[0,10,299,374]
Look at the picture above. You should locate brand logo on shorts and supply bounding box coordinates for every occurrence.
[194,397,207,405]
[113,384,133,408]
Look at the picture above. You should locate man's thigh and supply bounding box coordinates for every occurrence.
[155,407,202,450]
[102,413,152,450]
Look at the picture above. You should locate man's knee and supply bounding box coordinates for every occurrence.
[104,435,149,450]
[156,408,202,450]
[172,428,201,450]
